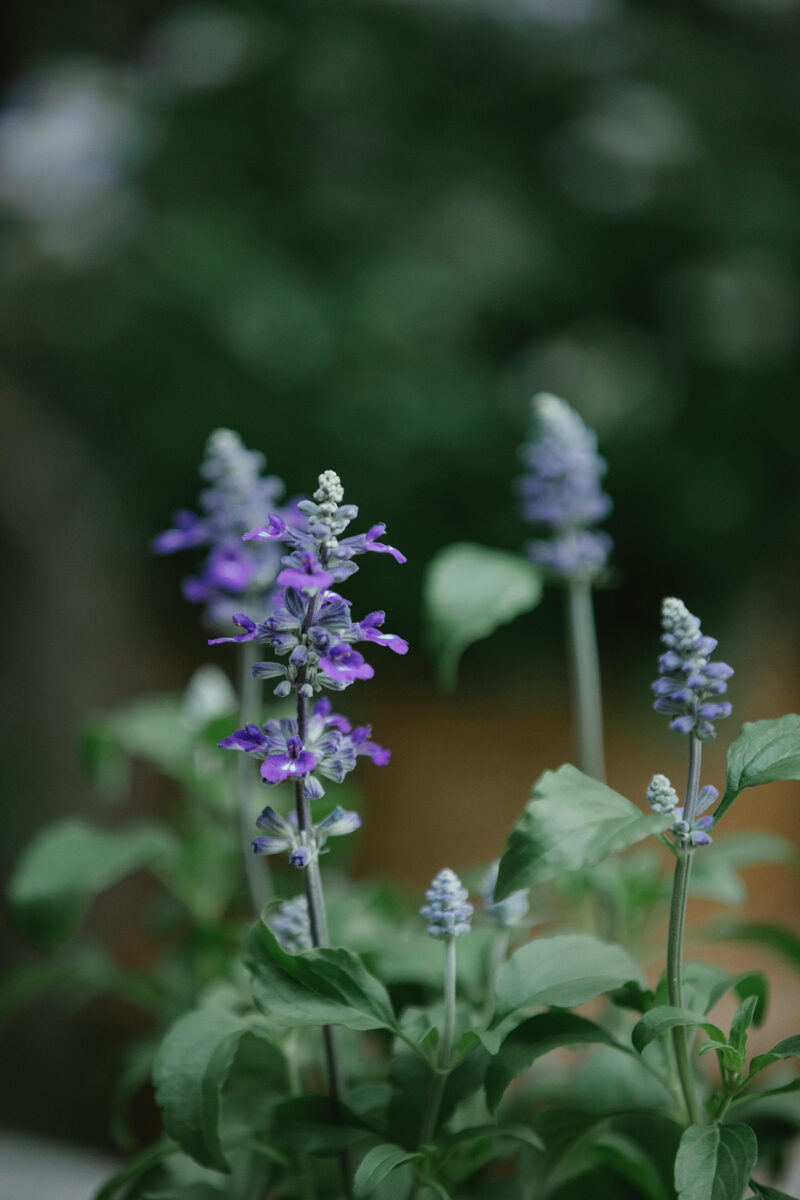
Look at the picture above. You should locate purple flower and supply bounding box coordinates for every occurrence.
[208,613,260,646]
[355,612,409,655]
[153,429,290,625]
[219,722,269,753]
[421,868,473,939]
[269,895,312,953]
[261,734,317,783]
[278,551,335,592]
[319,643,375,683]
[516,394,613,583]
[652,598,733,740]
[362,524,407,564]
[352,725,391,765]
[673,807,715,848]
[243,514,287,542]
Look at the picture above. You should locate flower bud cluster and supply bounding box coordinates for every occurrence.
[481,861,530,928]
[516,394,613,583]
[268,895,312,953]
[153,429,290,625]
[652,598,733,740]
[646,773,718,848]
[252,802,362,869]
[421,868,473,939]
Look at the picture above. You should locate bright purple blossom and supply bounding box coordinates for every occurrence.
[352,726,391,765]
[319,643,375,683]
[261,735,317,784]
[278,551,335,592]
[208,613,259,646]
[652,598,733,740]
[356,612,409,655]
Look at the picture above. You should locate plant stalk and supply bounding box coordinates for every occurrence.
[564,579,606,782]
[666,733,704,1126]
[411,937,457,1198]
[238,639,271,913]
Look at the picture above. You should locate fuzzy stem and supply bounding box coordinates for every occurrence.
[294,689,351,1198]
[666,734,704,1126]
[411,937,457,1198]
[564,578,606,782]
[238,639,271,913]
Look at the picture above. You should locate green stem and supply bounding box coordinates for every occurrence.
[483,930,510,1022]
[286,1034,316,1200]
[411,937,457,1200]
[238,640,271,913]
[564,579,606,782]
[666,734,704,1126]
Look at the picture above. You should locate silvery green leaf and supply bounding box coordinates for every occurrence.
[717,714,800,821]
[354,1145,422,1198]
[423,541,542,690]
[674,1123,757,1200]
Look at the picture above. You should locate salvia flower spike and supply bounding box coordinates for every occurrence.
[652,597,733,740]
[648,774,717,847]
[153,428,291,625]
[421,868,473,939]
[516,393,613,582]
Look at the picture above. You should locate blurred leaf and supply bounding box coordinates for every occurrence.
[690,833,795,905]
[423,542,542,689]
[656,962,769,1025]
[246,920,397,1032]
[749,1182,796,1198]
[485,1012,628,1112]
[9,818,179,948]
[717,715,800,821]
[152,1006,261,1172]
[272,1096,374,1155]
[631,1007,724,1055]
[491,933,644,1026]
[354,1145,422,1198]
[674,1123,757,1200]
[94,1141,179,1200]
[387,1024,489,1148]
[748,1034,800,1083]
[710,920,800,971]
[495,765,671,900]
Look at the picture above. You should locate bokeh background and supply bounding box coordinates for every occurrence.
[2,0,800,1169]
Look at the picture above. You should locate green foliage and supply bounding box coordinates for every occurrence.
[673,1123,758,1200]
[246,920,398,1033]
[632,1006,724,1054]
[8,817,179,948]
[717,715,800,821]
[491,933,644,1026]
[485,1013,629,1112]
[423,542,542,689]
[690,833,796,906]
[495,765,672,900]
[711,920,800,970]
[354,1145,422,1197]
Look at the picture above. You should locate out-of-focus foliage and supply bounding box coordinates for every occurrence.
[3,0,800,640]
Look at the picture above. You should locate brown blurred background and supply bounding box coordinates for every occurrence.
[1,0,800,1159]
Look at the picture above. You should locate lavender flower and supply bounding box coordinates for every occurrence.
[517,394,613,582]
[481,861,530,928]
[219,699,389,798]
[652,598,733,740]
[648,774,718,847]
[421,869,473,939]
[268,895,312,954]
[251,803,361,866]
[153,429,291,624]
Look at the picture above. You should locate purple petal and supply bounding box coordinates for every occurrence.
[670,715,697,734]
[365,523,407,563]
[152,511,208,555]
[243,514,287,542]
[208,613,258,645]
[252,836,291,855]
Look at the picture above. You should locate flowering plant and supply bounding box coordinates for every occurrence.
[6,414,800,1200]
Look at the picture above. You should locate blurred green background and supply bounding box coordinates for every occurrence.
[2,0,800,1159]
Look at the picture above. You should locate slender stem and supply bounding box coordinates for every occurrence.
[483,930,510,1022]
[293,689,351,1199]
[238,639,271,913]
[564,579,606,782]
[286,1033,317,1200]
[411,938,457,1199]
[666,734,704,1126]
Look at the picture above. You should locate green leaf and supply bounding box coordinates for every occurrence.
[445,1122,544,1152]
[632,1007,724,1055]
[674,1123,757,1200]
[9,818,179,948]
[485,1012,630,1112]
[272,1096,375,1155]
[354,1145,422,1197]
[93,1141,179,1200]
[747,1033,800,1082]
[729,995,759,1060]
[387,1025,489,1148]
[717,715,800,821]
[246,921,397,1032]
[711,920,800,972]
[690,833,796,905]
[749,1181,796,1199]
[656,962,769,1026]
[152,1006,259,1172]
[495,765,672,900]
[423,541,542,689]
[491,933,645,1026]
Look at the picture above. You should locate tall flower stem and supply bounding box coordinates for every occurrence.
[238,640,271,913]
[294,688,351,1199]
[666,733,704,1126]
[411,937,457,1200]
[565,578,606,782]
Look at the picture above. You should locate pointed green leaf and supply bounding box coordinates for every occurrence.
[491,933,645,1026]
[152,1007,258,1172]
[711,920,800,972]
[246,921,397,1032]
[750,1181,797,1198]
[674,1123,757,1200]
[9,818,179,948]
[354,1144,422,1198]
[717,715,800,821]
[485,1012,630,1112]
[423,542,542,689]
[747,1033,800,1082]
[495,765,672,900]
[632,1007,724,1055]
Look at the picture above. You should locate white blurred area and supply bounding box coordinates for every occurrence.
[0,1130,119,1200]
